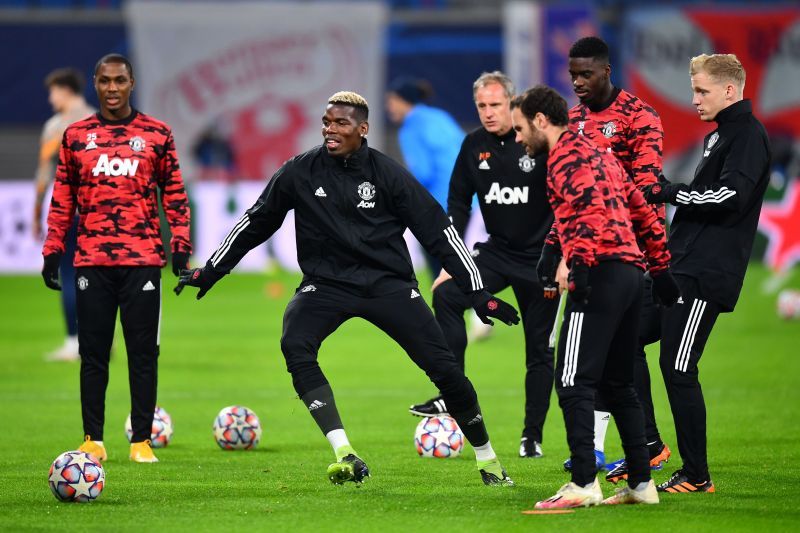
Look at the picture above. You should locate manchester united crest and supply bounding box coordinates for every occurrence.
[357,182,376,200]
[602,121,617,138]
[129,136,146,152]
[518,155,536,173]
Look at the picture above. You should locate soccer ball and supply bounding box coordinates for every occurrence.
[212,405,263,450]
[777,289,800,319]
[414,415,464,458]
[48,451,105,503]
[124,405,173,447]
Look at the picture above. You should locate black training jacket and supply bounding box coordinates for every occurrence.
[448,127,552,259]
[668,99,771,311]
[207,140,484,297]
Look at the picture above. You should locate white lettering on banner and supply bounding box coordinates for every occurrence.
[92,154,139,177]
[0,181,490,273]
[484,182,529,205]
[357,200,375,209]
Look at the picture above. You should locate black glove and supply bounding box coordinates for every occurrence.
[651,270,681,307]
[174,265,224,299]
[567,260,591,304]
[642,174,687,205]
[536,242,560,289]
[42,253,62,291]
[471,289,520,326]
[171,251,190,276]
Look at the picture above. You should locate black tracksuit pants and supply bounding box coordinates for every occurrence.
[280,282,490,447]
[432,242,559,442]
[635,275,720,482]
[555,261,650,487]
[75,266,161,442]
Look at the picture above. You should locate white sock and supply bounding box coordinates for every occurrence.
[593,411,611,452]
[94,441,104,447]
[326,429,350,453]
[473,441,497,462]
[631,480,651,491]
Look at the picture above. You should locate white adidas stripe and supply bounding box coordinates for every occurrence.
[211,214,251,267]
[675,187,736,205]
[675,298,707,372]
[562,311,584,387]
[443,225,483,291]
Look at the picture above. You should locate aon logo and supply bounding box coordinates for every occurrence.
[357,200,375,208]
[92,153,139,177]
[484,182,529,204]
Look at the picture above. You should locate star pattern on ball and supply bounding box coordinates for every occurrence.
[48,462,68,485]
[70,452,98,470]
[431,424,454,448]
[71,471,96,499]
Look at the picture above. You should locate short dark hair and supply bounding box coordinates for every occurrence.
[45,68,84,94]
[94,53,134,78]
[510,85,568,127]
[569,36,610,63]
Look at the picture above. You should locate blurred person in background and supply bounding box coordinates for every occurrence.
[386,77,464,281]
[33,68,95,362]
[408,71,559,460]
[42,54,192,464]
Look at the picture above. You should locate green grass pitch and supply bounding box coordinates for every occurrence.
[0,265,798,531]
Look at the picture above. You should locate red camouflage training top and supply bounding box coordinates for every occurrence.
[569,88,665,222]
[43,110,191,267]
[545,130,670,273]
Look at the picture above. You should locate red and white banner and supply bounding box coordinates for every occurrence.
[125,1,388,181]
[622,7,800,271]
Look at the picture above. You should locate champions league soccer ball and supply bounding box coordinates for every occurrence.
[212,405,263,450]
[414,415,464,458]
[124,405,173,447]
[777,289,800,320]
[48,451,105,503]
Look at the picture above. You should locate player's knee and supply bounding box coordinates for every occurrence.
[555,383,593,408]
[599,384,640,412]
[432,280,464,312]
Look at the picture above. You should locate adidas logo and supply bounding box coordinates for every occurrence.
[601,413,611,421]
[142,280,156,292]
[410,289,420,299]
[467,413,483,425]
[478,160,490,170]
[315,187,327,197]
[308,400,326,411]
[677,296,684,304]
[86,140,97,150]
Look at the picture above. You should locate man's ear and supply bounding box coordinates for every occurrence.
[360,121,369,137]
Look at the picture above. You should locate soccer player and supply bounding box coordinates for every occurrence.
[34,68,95,362]
[511,85,679,507]
[176,91,520,486]
[407,71,559,459]
[42,54,192,463]
[641,54,770,493]
[556,36,671,475]
[385,77,464,280]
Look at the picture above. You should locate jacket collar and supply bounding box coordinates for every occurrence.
[715,99,751,125]
[324,138,369,171]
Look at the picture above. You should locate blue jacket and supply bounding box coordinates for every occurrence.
[398,104,464,208]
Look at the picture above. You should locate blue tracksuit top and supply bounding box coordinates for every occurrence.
[398,104,464,209]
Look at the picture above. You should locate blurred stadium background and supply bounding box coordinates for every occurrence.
[0,0,798,281]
